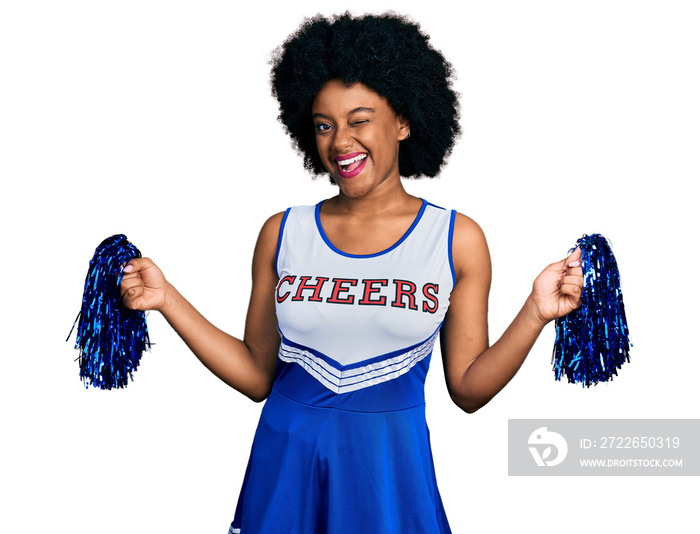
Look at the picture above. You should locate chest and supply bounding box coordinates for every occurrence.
[273,202,455,365]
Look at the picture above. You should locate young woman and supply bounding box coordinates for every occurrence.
[120,13,583,533]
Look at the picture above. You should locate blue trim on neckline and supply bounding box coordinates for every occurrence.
[314,198,428,259]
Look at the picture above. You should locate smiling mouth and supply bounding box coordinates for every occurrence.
[334,153,367,178]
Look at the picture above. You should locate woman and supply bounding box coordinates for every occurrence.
[120,13,583,533]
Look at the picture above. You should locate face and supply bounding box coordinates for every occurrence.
[311,80,410,199]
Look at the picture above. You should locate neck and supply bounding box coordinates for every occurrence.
[332,177,415,217]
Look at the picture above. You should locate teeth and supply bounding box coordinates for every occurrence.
[337,154,367,166]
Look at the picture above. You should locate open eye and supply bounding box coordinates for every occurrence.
[315,123,332,133]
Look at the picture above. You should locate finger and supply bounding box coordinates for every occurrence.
[120,266,143,286]
[565,263,583,278]
[122,284,144,300]
[122,257,154,274]
[549,257,571,275]
[121,285,146,310]
[121,288,145,309]
[560,276,583,297]
[551,247,581,275]
[565,246,582,264]
[562,248,583,276]
[120,275,143,290]
[120,276,144,298]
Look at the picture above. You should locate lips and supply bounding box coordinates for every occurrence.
[333,152,368,179]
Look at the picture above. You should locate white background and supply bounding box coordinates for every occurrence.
[1,1,698,532]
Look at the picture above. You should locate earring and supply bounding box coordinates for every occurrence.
[404,132,411,140]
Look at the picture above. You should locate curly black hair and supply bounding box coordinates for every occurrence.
[270,12,460,179]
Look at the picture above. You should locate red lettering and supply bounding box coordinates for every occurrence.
[422,283,439,313]
[326,278,358,304]
[391,280,418,310]
[276,275,296,303]
[280,275,438,313]
[358,279,388,305]
[292,276,329,302]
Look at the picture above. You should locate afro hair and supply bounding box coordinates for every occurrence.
[270,12,460,179]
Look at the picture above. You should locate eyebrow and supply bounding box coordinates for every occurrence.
[348,107,375,115]
[312,107,376,120]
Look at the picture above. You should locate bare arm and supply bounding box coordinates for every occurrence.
[120,213,284,401]
[440,214,583,413]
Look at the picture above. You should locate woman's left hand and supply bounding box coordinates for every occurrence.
[528,247,584,326]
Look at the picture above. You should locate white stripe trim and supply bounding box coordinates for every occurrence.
[278,331,438,394]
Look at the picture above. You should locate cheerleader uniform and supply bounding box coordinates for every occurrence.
[229,199,456,533]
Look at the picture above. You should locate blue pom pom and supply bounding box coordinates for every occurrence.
[552,234,631,386]
[68,235,150,389]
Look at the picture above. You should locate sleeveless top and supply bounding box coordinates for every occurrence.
[229,199,456,534]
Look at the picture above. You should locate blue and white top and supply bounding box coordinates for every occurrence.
[229,199,457,534]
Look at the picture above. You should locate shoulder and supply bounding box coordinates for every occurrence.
[451,211,485,240]
[450,212,491,283]
[255,210,287,245]
[254,204,319,266]
[259,210,287,238]
[258,203,319,241]
[252,211,287,272]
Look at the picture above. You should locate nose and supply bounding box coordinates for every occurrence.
[331,125,352,152]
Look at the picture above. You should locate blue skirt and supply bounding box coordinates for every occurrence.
[228,386,452,533]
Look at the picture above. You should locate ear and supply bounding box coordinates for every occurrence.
[397,114,411,141]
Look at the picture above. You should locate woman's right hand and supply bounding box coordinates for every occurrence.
[120,257,169,312]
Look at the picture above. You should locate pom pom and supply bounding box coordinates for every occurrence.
[68,235,150,389]
[552,234,631,386]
